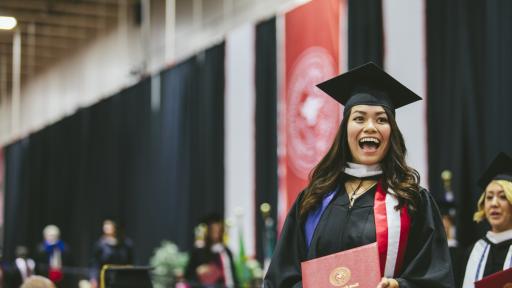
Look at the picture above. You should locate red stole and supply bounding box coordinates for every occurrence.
[374,180,411,277]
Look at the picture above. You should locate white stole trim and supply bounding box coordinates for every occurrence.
[504,245,512,270]
[219,250,234,287]
[15,258,35,281]
[344,162,383,178]
[384,191,401,277]
[486,229,512,244]
[212,243,234,287]
[462,239,490,288]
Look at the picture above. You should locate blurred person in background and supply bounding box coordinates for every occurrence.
[35,225,70,285]
[462,153,512,288]
[15,246,35,286]
[185,213,238,287]
[89,219,133,288]
[3,246,35,287]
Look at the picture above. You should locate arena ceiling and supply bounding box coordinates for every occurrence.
[0,0,123,99]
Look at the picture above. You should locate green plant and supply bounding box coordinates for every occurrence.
[150,241,189,288]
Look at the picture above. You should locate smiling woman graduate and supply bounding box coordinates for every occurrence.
[462,153,512,288]
[263,63,454,288]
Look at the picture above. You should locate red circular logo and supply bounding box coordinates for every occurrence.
[287,47,341,179]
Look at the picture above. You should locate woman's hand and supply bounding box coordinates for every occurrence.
[376,277,399,288]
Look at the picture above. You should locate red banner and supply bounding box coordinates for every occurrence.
[279,0,343,228]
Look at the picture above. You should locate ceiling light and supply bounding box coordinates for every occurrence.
[0,16,17,30]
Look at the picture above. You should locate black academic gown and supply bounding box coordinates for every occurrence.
[481,238,512,276]
[90,237,134,281]
[185,245,238,288]
[263,183,454,288]
[461,236,512,287]
[2,262,23,288]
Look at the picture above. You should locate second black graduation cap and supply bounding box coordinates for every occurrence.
[201,212,224,225]
[316,62,422,117]
[478,152,512,189]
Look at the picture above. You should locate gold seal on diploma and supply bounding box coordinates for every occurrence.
[329,267,351,286]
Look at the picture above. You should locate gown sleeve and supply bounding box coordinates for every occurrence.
[263,192,308,288]
[396,188,455,288]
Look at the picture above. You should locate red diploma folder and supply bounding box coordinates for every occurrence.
[475,267,512,288]
[301,242,381,288]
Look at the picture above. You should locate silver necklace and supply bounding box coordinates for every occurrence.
[347,180,376,207]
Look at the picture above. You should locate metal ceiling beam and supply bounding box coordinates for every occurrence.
[0,37,72,50]
[81,0,125,5]
[19,23,94,40]
[0,45,62,59]
[0,0,118,18]
[0,7,114,30]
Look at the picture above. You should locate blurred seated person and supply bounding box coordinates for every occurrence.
[15,246,36,286]
[3,246,36,287]
[89,219,133,288]
[185,214,238,287]
[21,276,55,288]
[35,225,70,285]
[462,153,512,287]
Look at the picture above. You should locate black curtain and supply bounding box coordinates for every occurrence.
[348,0,383,68]
[3,139,28,262]
[3,80,153,269]
[254,17,278,264]
[427,0,512,248]
[2,43,225,275]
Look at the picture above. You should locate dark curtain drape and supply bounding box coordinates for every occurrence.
[348,0,383,68]
[132,44,225,264]
[3,80,153,269]
[254,17,278,264]
[3,140,28,262]
[3,43,225,276]
[186,45,225,229]
[427,0,512,249]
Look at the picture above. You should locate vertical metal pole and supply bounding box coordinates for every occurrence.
[27,23,36,77]
[193,0,202,30]
[141,0,151,73]
[1,53,7,106]
[223,0,234,28]
[11,29,21,136]
[165,0,176,63]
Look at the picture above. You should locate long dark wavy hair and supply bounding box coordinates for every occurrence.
[299,106,421,219]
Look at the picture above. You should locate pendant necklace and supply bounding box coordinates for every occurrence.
[348,179,376,208]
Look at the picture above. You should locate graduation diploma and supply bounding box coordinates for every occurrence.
[301,242,381,288]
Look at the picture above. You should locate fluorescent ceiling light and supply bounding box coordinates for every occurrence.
[0,16,17,30]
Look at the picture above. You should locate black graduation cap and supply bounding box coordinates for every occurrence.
[316,62,422,117]
[201,212,224,225]
[478,152,512,189]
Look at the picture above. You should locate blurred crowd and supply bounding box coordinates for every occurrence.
[1,219,133,288]
[0,213,266,288]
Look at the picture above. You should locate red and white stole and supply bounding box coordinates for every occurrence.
[374,180,411,278]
